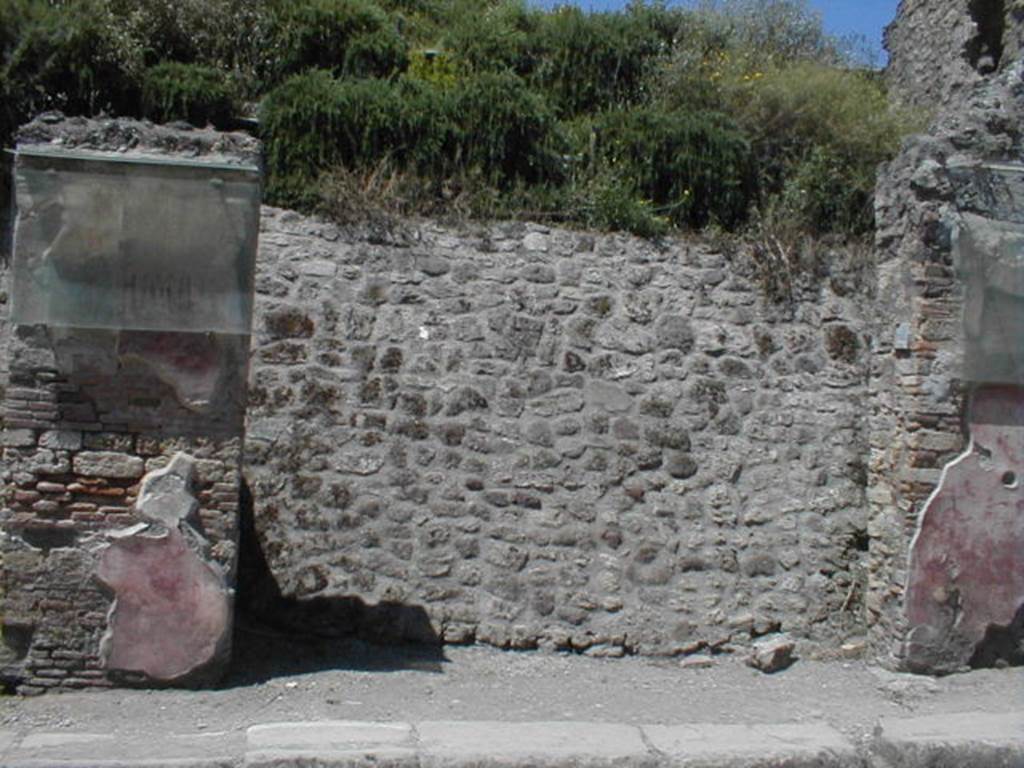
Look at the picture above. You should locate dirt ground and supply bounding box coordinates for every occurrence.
[0,626,1020,746]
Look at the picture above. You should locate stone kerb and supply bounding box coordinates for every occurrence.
[0,115,260,693]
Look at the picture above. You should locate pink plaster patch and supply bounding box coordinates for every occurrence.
[118,332,223,410]
[905,385,1024,671]
[97,528,230,683]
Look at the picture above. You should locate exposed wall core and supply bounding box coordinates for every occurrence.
[966,0,1006,73]
[885,0,1024,107]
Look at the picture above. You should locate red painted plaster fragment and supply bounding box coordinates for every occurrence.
[905,386,1024,671]
[96,527,230,683]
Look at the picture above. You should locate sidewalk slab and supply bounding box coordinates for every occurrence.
[879,710,1023,746]
[873,710,1024,767]
[7,729,241,768]
[246,721,417,767]
[6,759,237,768]
[643,722,858,767]
[19,732,116,749]
[1,712,1022,768]
[0,728,19,757]
[248,721,415,750]
[417,720,652,767]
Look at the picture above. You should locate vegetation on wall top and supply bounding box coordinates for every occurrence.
[0,0,920,241]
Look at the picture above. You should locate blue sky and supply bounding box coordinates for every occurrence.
[530,1,900,64]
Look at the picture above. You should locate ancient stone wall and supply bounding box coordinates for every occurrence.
[8,30,1023,679]
[244,210,873,657]
[885,0,1024,109]
[0,117,259,693]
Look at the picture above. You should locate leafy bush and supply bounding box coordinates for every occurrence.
[574,170,670,238]
[0,0,37,145]
[2,0,144,134]
[686,0,840,66]
[441,0,537,75]
[657,0,843,112]
[141,62,237,127]
[775,146,872,236]
[106,0,276,97]
[0,0,916,244]
[260,68,559,209]
[727,62,919,234]
[450,71,560,187]
[267,0,408,83]
[525,4,680,117]
[442,2,681,117]
[591,107,755,230]
[406,48,461,90]
[260,71,454,207]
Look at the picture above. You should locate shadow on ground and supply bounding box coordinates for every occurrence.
[224,480,446,687]
[224,625,446,687]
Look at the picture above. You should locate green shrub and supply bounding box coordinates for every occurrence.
[107,0,211,65]
[260,70,391,208]
[260,70,454,207]
[728,62,918,234]
[657,1,845,116]
[0,0,913,244]
[525,4,681,117]
[450,71,560,187]
[406,48,461,90]
[267,0,408,83]
[441,2,681,117]
[441,0,538,75]
[686,0,840,67]
[260,68,559,208]
[576,170,670,238]
[106,0,276,97]
[141,62,237,127]
[0,0,36,146]
[2,0,144,131]
[773,145,872,236]
[591,107,754,230]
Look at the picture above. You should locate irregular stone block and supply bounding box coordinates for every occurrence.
[655,314,695,352]
[136,452,199,527]
[73,451,145,479]
[3,429,36,447]
[38,430,82,450]
[746,634,796,673]
[586,381,632,413]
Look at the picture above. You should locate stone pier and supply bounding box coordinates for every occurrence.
[869,53,1024,671]
[0,117,260,692]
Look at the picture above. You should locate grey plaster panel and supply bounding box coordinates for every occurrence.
[10,151,259,334]
[954,212,1024,384]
